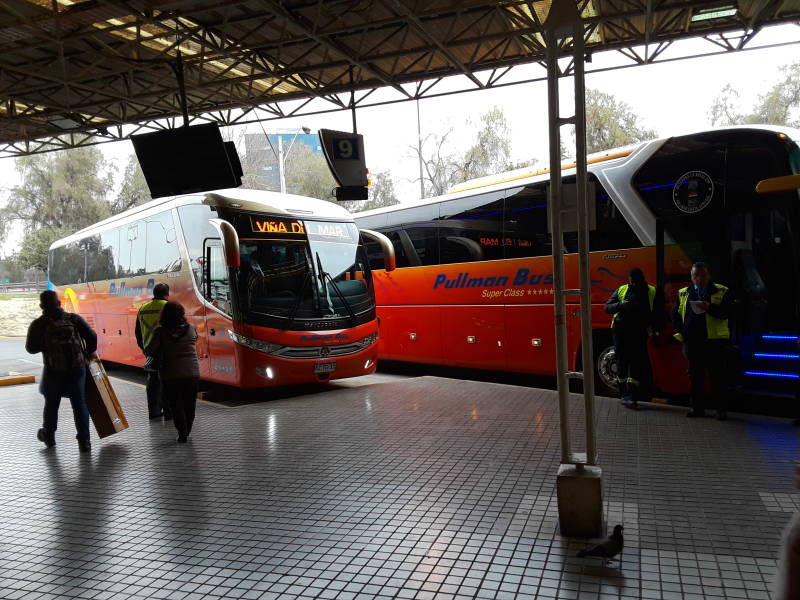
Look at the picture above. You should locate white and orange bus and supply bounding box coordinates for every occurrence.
[49,188,394,388]
[355,126,800,397]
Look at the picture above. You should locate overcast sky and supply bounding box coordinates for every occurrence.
[0,23,798,257]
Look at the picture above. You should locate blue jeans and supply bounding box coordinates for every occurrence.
[41,367,90,442]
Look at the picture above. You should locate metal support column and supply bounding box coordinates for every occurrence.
[545,2,603,538]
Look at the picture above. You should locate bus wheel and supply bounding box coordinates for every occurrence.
[595,343,619,397]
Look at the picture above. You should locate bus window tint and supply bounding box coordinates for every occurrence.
[405,226,438,266]
[119,223,146,277]
[179,204,219,287]
[50,242,85,285]
[438,190,504,263]
[99,230,120,280]
[208,245,231,314]
[146,211,181,273]
[590,181,642,251]
[503,185,549,258]
[86,234,115,281]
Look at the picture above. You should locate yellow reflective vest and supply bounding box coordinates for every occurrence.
[611,284,656,329]
[137,298,167,349]
[673,284,730,343]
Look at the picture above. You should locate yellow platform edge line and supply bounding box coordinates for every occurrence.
[0,375,36,386]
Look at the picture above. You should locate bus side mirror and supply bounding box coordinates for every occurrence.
[756,174,800,194]
[208,218,241,268]
[360,229,396,272]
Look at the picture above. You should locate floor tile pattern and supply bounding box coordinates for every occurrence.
[0,360,797,599]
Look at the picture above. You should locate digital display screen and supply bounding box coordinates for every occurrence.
[249,217,305,235]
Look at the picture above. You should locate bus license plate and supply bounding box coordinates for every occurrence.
[314,361,337,374]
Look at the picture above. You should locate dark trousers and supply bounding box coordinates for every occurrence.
[613,328,651,402]
[685,339,728,413]
[162,378,198,438]
[145,369,171,418]
[41,367,90,442]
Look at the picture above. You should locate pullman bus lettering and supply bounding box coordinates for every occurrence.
[432,268,553,290]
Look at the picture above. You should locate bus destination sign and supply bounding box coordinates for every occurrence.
[249,217,305,235]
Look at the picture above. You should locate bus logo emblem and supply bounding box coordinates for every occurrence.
[320,347,331,358]
[673,170,714,214]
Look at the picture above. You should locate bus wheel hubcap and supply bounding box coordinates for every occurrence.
[596,346,619,393]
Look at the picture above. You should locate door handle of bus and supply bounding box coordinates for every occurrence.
[210,328,216,336]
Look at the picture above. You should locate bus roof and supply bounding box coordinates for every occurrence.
[55,188,351,248]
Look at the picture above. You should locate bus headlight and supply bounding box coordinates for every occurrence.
[228,330,283,354]
[354,332,379,349]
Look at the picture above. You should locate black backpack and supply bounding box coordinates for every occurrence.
[43,314,86,372]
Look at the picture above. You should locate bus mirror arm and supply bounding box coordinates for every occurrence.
[360,229,396,272]
[208,218,241,268]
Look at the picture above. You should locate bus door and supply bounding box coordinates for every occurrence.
[203,239,237,384]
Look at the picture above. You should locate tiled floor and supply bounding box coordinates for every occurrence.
[0,357,797,599]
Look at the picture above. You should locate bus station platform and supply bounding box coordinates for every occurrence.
[0,356,797,600]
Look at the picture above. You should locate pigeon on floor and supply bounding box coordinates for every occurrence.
[576,524,624,565]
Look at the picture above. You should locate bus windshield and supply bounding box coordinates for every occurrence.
[234,216,374,330]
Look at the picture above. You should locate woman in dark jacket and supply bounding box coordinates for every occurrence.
[145,301,199,443]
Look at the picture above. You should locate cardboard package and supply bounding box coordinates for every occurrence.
[85,358,129,438]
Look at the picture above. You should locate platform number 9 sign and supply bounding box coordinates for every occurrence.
[333,136,360,160]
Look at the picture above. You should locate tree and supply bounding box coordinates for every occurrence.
[348,171,400,212]
[14,226,72,271]
[0,147,114,240]
[583,89,658,153]
[710,61,800,127]
[412,106,515,198]
[114,155,150,213]
[284,143,337,202]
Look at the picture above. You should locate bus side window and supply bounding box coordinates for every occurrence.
[178,204,219,288]
[86,234,115,281]
[438,190,504,264]
[146,211,181,274]
[590,181,642,252]
[50,242,85,286]
[504,184,550,258]
[364,239,385,271]
[381,230,410,268]
[120,223,146,277]
[207,244,231,314]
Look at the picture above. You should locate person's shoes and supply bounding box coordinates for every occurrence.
[37,428,55,448]
[78,440,91,453]
[716,411,728,421]
[620,396,633,407]
[686,410,705,418]
[176,435,188,444]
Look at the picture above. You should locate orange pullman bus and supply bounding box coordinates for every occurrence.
[48,188,394,388]
[355,126,800,397]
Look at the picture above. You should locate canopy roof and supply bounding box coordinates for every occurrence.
[0,0,798,156]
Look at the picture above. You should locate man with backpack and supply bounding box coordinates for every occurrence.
[26,290,97,452]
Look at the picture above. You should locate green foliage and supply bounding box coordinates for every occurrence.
[284,143,337,201]
[0,147,113,239]
[348,171,400,212]
[14,226,72,271]
[413,106,515,197]
[114,155,151,213]
[584,89,658,153]
[710,62,800,128]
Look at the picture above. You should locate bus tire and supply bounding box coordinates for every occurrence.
[593,333,619,398]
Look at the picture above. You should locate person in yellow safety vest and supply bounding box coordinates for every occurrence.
[135,282,171,420]
[671,261,732,420]
[604,268,657,410]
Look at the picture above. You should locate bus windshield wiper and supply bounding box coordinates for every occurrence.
[315,252,356,323]
[286,268,313,329]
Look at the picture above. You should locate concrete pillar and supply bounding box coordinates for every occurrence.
[557,464,603,538]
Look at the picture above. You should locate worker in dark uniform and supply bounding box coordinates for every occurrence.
[604,268,656,410]
[671,261,733,420]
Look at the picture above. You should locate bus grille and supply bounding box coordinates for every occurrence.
[274,343,366,359]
